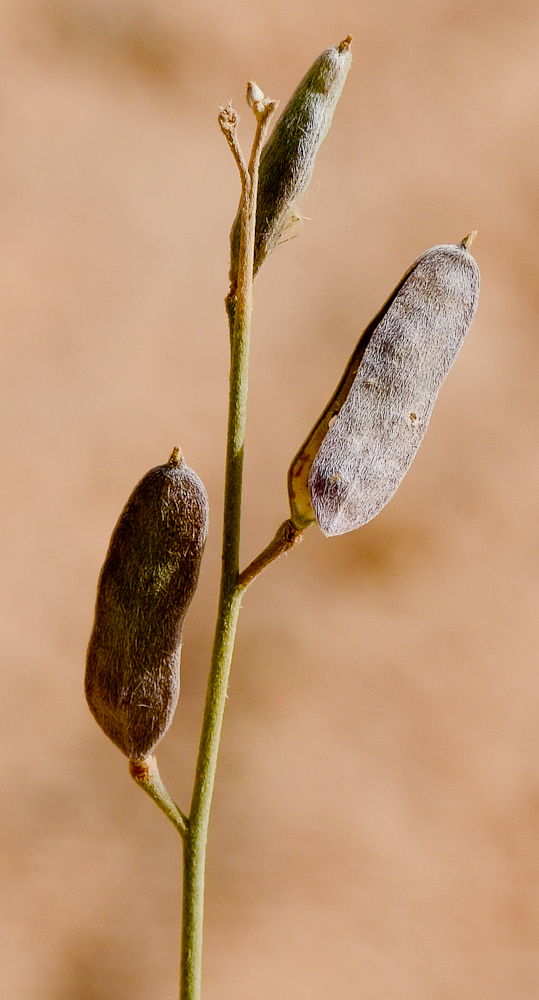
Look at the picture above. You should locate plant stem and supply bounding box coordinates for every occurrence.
[237,518,303,589]
[129,756,188,839]
[179,90,277,1000]
[180,585,243,1000]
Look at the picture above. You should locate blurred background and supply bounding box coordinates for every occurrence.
[1,1,539,997]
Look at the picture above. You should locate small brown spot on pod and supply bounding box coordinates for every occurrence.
[85,451,209,762]
[288,240,480,535]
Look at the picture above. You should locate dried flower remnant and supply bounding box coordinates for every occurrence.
[229,35,353,285]
[288,234,480,536]
[85,447,209,762]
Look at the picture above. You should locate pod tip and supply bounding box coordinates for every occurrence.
[461,230,478,250]
[168,446,183,466]
[338,35,353,52]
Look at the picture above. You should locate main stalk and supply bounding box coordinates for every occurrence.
[179,91,277,1000]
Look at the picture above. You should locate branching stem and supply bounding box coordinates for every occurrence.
[129,86,305,1000]
[128,83,306,1000]
[179,88,277,1000]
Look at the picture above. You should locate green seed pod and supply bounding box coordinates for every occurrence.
[85,448,209,762]
[288,235,480,536]
[229,36,353,284]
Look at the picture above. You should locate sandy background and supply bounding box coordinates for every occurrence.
[1,1,539,997]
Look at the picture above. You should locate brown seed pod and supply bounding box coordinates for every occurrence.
[288,235,480,536]
[229,36,353,285]
[85,448,209,762]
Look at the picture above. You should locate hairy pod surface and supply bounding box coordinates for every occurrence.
[288,237,480,536]
[229,36,352,284]
[85,449,209,762]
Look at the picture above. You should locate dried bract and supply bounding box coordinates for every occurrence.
[85,448,209,762]
[288,236,480,536]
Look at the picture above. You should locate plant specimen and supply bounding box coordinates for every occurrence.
[85,35,480,999]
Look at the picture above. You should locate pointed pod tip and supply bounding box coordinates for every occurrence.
[338,35,354,52]
[168,446,183,467]
[461,230,478,251]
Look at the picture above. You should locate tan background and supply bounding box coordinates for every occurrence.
[2,1,539,997]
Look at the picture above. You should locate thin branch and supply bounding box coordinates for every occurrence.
[219,90,277,588]
[129,756,188,839]
[232,90,277,355]
[179,86,277,1000]
[223,89,278,338]
[218,102,248,189]
[246,84,278,176]
[238,518,303,590]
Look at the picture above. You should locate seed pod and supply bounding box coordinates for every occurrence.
[288,235,480,536]
[229,36,353,285]
[85,447,209,762]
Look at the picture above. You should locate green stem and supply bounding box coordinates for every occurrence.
[129,756,188,839]
[237,518,304,590]
[180,585,243,999]
[179,91,277,1000]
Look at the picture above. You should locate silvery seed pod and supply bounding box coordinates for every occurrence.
[288,235,480,536]
[229,36,353,285]
[85,448,209,762]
